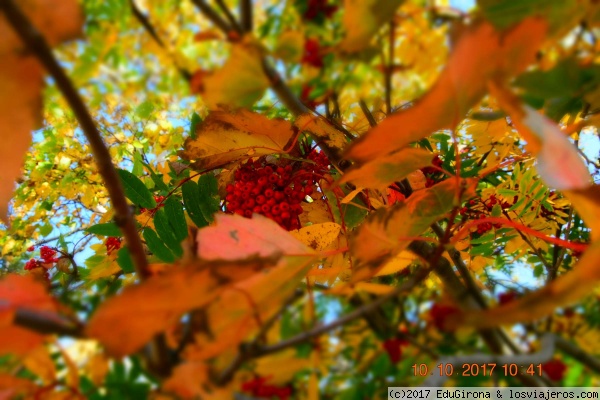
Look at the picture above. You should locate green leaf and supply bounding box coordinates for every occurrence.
[491,204,502,217]
[116,247,135,274]
[478,0,583,31]
[190,112,202,139]
[135,100,154,119]
[181,180,208,228]
[142,228,175,263]
[164,197,188,241]
[116,169,156,209]
[198,173,221,222]
[153,209,183,257]
[86,223,122,237]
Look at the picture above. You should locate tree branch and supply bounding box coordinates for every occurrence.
[190,0,233,33]
[14,309,84,338]
[0,0,171,376]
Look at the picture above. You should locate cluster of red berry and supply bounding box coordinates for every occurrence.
[302,0,338,21]
[302,38,323,68]
[497,291,519,305]
[106,237,122,255]
[459,196,508,235]
[542,359,567,381]
[139,195,166,215]
[241,376,292,400]
[382,336,410,364]
[225,152,329,230]
[420,154,444,188]
[429,303,460,331]
[24,246,60,280]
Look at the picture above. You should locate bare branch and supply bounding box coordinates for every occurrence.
[240,0,252,32]
[14,309,84,338]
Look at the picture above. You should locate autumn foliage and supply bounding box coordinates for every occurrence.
[3,0,600,398]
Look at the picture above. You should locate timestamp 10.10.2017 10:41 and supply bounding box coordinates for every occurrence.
[412,363,544,377]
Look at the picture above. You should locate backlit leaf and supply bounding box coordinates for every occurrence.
[180,109,295,170]
[116,169,156,209]
[346,18,547,163]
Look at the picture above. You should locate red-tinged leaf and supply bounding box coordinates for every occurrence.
[350,178,476,281]
[345,18,547,163]
[86,257,279,357]
[180,109,295,170]
[489,82,590,190]
[196,214,313,260]
[0,0,82,221]
[338,147,434,190]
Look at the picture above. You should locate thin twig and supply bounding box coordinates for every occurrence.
[190,0,232,33]
[240,0,252,32]
[215,0,242,33]
[358,99,378,128]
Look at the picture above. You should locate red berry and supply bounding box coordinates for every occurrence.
[244,210,253,218]
[256,195,266,204]
[226,184,235,193]
[429,303,460,331]
[383,338,407,364]
[280,202,290,211]
[27,245,35,252]
[261,204,271,213]
[265,189,274,198]
[542,359,567,381]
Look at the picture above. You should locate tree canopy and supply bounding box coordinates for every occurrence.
[2,0,600,398]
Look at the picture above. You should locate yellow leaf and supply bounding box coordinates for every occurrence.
[289,222,342,251]
[338,0,405,53]
[255,349,311,385]
[375,250,416,276]
[300,199,334,226]
[275,30,305,63]
[294,114,347,152]
[180,109,295,170]
[202,42,270,109]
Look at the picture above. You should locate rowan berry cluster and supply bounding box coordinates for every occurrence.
[302,0,338,21]
[225,152,329,230]
[382,336,410,364]
[420,154,444,188]
[542,359,567,381]
[139,195,166,215]
[429,303,460,331]
[241,376,292,400]
[106,237,122,255]
[24,246,60,280]
[302,38,324,68]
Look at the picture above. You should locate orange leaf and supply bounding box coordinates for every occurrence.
[345,18,547,163]
[350,178,476,281]
[180,109,295,170]
[338,147,434,190]
[86,257,277,357]
[0,0,82,221]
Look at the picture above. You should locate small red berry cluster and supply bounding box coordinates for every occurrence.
[429,303,460,331]
[225,152,329,230]
[497,291,519,305]
[106,237,122,255]
[302,0,338,21]
[241,376,292,400]
[302,38,324,68]
[24,245,61,280]
[382,336,410,364]
[420,154,444,188]
[139,195,166,215]
[542,359,567,381]
[460,195,509,235]
[300,84,327,109]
